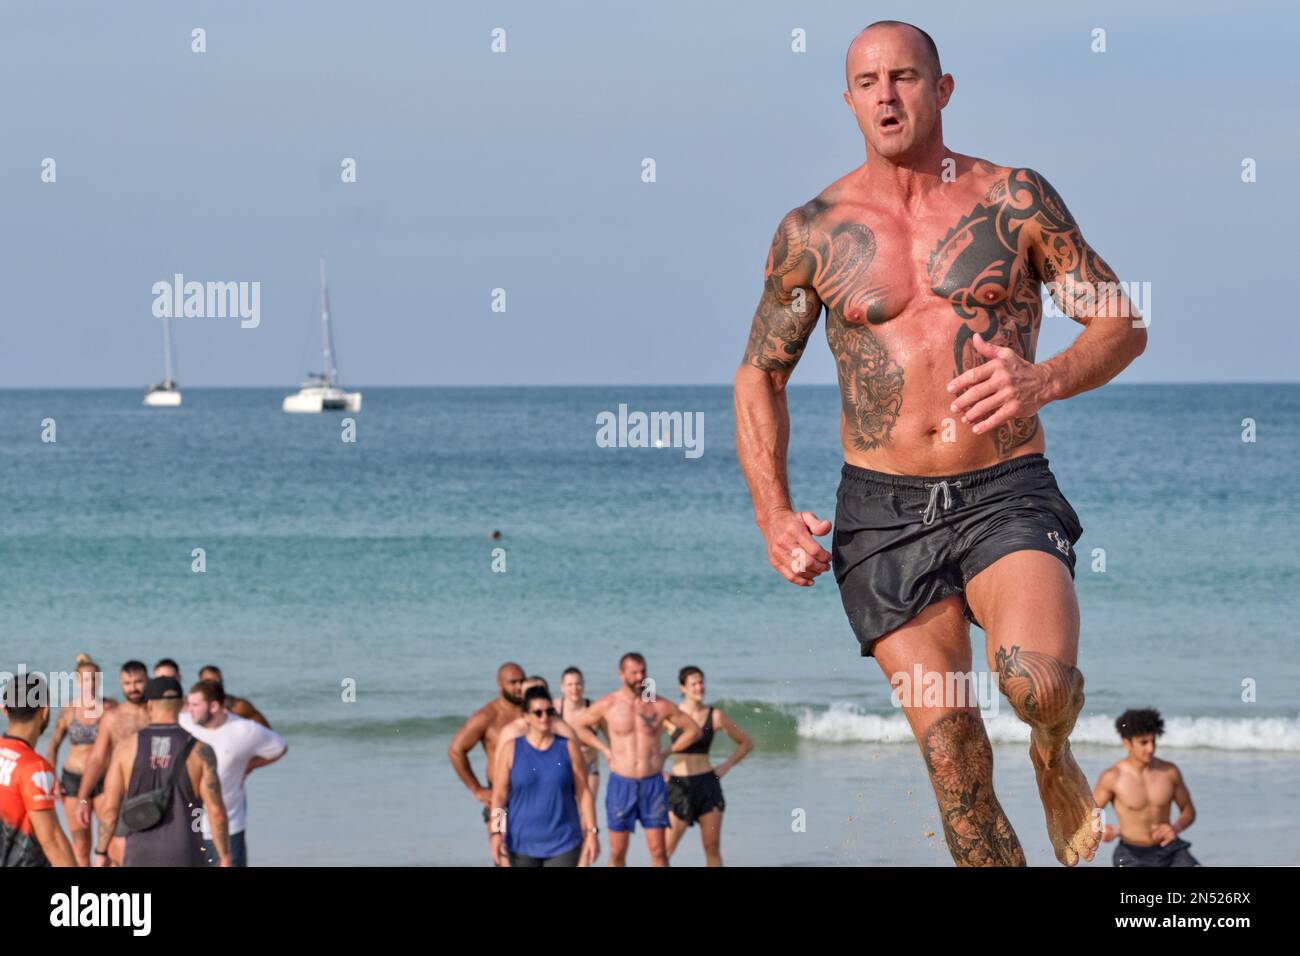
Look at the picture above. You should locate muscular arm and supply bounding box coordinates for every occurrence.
[735,206,825,520]
[196,743,231,864]
[565,700,613,759]
[1024,170,1148,402]
[244,746,287,777]
[551,717,605,757]
[447,708,493,798]
[735,206,834,585]
[661,703,700,756]
[1092,768,1118,841]
[1169,766,1196,835]
[229,697,271,729]
[948,169,1147,445]
[95,744,127,856]
[29,809,77,867]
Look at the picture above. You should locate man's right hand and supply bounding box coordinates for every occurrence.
[759,509,832,586]
[474,787,492,806]
[76,802,92,829]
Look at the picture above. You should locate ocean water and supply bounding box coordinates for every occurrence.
[1,384,1297,866]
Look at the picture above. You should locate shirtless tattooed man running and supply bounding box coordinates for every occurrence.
[735,21,1147,866]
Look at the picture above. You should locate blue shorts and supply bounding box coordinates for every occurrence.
[606,771,669,833]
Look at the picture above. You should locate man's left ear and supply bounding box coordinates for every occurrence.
[937,74,955,109]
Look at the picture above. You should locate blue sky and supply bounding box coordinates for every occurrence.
[1,0,1295,387]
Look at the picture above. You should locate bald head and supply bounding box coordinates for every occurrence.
[497,661,525,706]
[497,661,523,681]
[846,20,942,86]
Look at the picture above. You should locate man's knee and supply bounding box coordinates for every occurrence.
[994,644,1084,731]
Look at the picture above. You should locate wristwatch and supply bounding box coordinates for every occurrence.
[586,826,599,835]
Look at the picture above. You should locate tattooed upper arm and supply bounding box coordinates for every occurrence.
[1017,169,1125,326]
[196,743,221,796]
[741,205,824,377]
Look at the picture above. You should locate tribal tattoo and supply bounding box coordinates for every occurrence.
[921,710,1026,866]
[929,168,1122,458]
[818,223,905,451]
[742,208,905,451]
[742,206,824,375]
[994,644,1085,741]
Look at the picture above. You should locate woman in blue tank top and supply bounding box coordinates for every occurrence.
[489,686,598,867]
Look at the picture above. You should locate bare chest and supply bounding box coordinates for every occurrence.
[1115,771,1176,811]
[605,699,664,740]
[812,197,1043,371]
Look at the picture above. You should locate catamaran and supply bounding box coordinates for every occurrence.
[144,313,181,407]
[283,258,362,413]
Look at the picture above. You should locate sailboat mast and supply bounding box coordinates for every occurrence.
[162,313,175,385]
[319,257,337,386]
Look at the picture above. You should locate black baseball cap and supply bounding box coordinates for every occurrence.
[143,676,183,701]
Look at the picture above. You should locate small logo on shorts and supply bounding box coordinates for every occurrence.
[1047,530,1071,556]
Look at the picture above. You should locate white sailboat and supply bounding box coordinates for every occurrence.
[283,258,362,413]
[144,313,182,407]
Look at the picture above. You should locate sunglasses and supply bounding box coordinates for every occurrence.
[529,708,555,718]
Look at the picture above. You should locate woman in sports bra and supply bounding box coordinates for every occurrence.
[47,654,117,867]
[661,666,753,866]
[554,667,605,800]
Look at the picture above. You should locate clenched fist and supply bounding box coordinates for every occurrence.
[758,509,832,586]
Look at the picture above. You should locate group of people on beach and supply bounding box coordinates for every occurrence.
[449,654,753,867]
[444,652,1199,867]
[1,655,285,868]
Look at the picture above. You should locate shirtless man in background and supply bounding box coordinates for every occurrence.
[448,662,529,854]
[1093,708,1199,866]
[74,660,149,866]
[568,653,699,867]
[734,21,1147,866]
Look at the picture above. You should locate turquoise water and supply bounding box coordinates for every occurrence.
[2,385,1297,865]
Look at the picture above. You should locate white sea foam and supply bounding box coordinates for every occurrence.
[795,703,1300,752]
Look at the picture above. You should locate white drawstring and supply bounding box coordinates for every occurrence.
[921,480,962,525]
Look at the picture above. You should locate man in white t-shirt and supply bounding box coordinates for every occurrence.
[180,680,287,867]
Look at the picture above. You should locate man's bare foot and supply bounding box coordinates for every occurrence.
[1030,735,1100,866]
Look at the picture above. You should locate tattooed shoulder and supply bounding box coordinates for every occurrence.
[196,742,218,772]
[742,200,828,374]
[767,203,820,286]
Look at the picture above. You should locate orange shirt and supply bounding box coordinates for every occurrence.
[0,735,58,867]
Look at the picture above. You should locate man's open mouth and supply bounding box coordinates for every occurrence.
[880,116,902,129]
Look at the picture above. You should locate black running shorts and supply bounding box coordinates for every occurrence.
[666,772,725,826]
[832,453,1083,656]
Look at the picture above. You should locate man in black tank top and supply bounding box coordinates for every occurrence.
[97,678,231,867]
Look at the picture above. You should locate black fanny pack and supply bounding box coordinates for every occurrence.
[120,737,196,833]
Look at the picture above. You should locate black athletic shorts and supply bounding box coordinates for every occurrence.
[59,768,103,800]
[1113,838,1200,867]
[666,772,725,826]
[832,453,1083,656]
